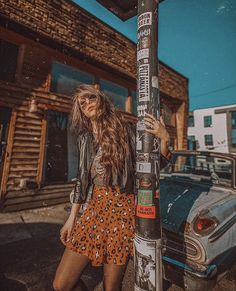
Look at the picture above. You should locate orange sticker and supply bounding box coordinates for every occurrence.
[136,205,156,219]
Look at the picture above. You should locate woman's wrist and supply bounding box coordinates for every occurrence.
[160,136,170,157]
[70,204,81,218]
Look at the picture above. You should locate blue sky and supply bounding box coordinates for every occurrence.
[74,0,236,111]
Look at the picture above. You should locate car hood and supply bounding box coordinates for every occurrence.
[160,176,233,233]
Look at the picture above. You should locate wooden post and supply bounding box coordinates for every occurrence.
[126,95,132,113]
[36,113,48,186]
[0,110,17,196]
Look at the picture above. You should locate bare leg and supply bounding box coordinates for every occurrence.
[53,248,90,291]
[103,264,127,291]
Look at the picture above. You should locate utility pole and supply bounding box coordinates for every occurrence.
[134,1,163,290]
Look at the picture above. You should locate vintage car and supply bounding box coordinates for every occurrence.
[160,150,236,290]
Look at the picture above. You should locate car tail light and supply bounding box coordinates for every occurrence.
[193,215,218,236]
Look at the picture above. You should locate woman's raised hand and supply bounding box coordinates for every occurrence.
[144,113,170,142]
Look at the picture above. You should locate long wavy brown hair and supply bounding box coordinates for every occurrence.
[71,84,128,184]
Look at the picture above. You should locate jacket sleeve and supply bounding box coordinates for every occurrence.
[70,135,82,204]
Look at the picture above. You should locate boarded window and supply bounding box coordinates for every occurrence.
[50,62,94,97]
[100,79,128,110]
[0,40,19,82]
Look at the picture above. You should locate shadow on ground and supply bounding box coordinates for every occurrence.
[0,273,27,291]
[0,222,103,291]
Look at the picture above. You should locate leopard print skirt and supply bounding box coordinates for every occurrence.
[64,185,135,266]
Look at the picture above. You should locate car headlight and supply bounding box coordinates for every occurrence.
[192,211,219,236]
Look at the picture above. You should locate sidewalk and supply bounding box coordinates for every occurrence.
[0,204,134,291]
[0,204,235,291]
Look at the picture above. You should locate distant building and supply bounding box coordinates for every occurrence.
[187,105,236,154]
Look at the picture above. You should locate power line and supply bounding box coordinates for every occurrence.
[192,83,236,98]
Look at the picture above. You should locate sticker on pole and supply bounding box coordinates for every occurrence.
[137,120,146,131]
[137,162,151,173]
[136,205,156,218]
[139,178,152,189]
[137,48,149,61]
[138,190,153,205]
[137,104,148,117]
[134,235,156,291]
[138,64,150,102]
[138,28,151,40]
[139,37,151,49]
[137,153,149,163]
[138,12,152,29]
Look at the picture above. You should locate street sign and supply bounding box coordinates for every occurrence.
[96,0,164,20]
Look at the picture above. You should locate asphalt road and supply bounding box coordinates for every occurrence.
[0,204,235,291]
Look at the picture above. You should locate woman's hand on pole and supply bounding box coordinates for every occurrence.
[144,113,170,156]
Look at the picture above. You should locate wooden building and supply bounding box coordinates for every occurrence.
[0,0,188,211]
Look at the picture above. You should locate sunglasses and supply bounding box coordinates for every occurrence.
[79,94,97,110]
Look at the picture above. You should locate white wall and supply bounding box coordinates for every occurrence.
[188,105,235,153]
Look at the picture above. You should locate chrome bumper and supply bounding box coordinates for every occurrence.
[163,255,217,279]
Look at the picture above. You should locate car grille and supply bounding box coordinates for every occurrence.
[162,229,204,262]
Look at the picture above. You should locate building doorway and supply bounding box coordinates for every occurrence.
[0,106,12,192]
[44,110,68,184]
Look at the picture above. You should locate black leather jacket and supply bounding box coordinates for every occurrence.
[71,124,171,204]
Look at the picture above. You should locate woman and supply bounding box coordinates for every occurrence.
[53,84,171,291]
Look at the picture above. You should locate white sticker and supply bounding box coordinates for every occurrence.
[153,138,160,152]
[134,235,156,291]
[136,132,143,150]
[137,120,146,131]
[137,48,149,61]
[138,64,150,102]
[137,104,147,117]
[152,76,159,88]
[137,162,151,173]
[138,28,151,40]
[136,139,142,150]
[138,12,152,29]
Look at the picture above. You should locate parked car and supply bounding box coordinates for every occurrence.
[160,150,236,290]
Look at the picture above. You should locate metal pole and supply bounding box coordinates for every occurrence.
[134,1,163,290]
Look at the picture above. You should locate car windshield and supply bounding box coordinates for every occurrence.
[167,154,233,188]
